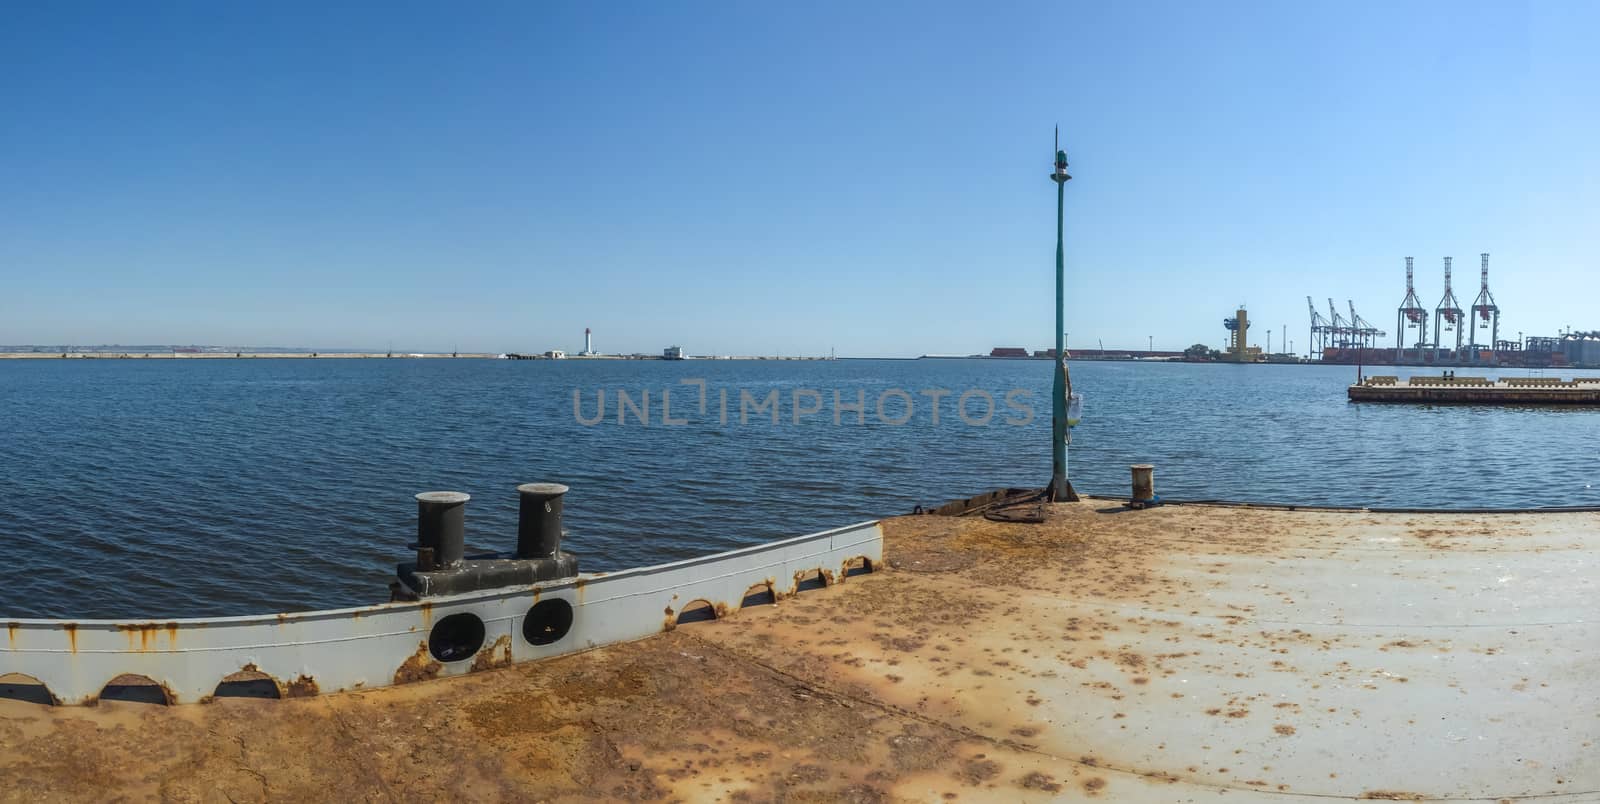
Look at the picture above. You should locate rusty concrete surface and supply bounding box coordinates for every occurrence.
[2,501,1597,802]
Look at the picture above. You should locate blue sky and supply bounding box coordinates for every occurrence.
[2,1,1596,356]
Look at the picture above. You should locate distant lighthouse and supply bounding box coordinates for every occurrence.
[582,328,594,356]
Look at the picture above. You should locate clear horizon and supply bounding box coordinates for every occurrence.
[3,2,1597,357]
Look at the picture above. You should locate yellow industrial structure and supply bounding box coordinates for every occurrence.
[1223,307,1263,362]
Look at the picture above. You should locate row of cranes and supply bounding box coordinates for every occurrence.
[1305,297,1386,353]
[1394,254,1500,358]
[1306,254,1501,361]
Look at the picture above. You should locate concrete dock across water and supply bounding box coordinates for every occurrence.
[2,501,1595,801]
[1351,374,1600,404]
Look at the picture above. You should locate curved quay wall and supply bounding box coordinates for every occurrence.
[1,520,883,705]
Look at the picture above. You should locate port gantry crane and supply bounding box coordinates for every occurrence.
[1434,256,1465,358]
[1328,298,1354,350]
[1396,256,1429,362]
[1468,253,1499,355]
[1306,296,1329,358]
[1348,300,1386,351]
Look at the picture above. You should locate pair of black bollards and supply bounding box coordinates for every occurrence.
[414,483,569,572]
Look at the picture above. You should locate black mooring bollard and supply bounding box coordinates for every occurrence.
[415,491,470,570]
[516,483,569,559]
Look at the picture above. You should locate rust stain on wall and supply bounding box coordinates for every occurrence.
[285,675,320,698]
[471,635,513,673]
[393,641,442,685]
[115,622,177,652]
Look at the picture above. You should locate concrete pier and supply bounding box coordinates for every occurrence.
[1351,374,1600,404]
[3,501,1596,801]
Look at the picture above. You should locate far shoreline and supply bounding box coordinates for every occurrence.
[3,352,1587,370]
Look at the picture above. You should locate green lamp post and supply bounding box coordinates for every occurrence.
[1049,129,1077,502]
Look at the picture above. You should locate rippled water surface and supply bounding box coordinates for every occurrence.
[4,358,1600,618]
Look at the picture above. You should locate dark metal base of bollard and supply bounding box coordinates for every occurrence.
[1128,495,1163,510]
[395,551,580,597]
